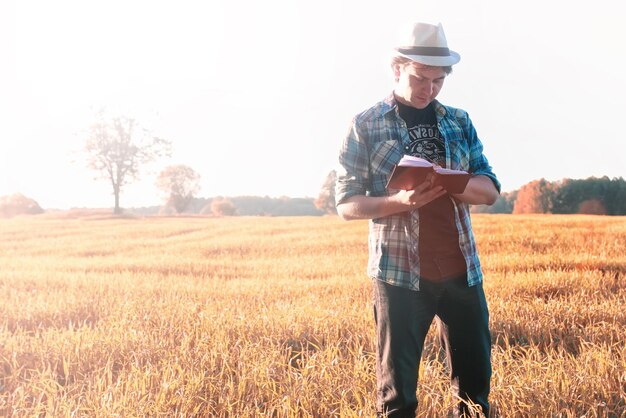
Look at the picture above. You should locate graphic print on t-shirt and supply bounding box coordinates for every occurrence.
[405,125,445,165]
[397,102,445,165]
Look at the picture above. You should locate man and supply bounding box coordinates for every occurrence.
[335,22,500,417]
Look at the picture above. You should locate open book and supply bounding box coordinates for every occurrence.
[386,155,471,194]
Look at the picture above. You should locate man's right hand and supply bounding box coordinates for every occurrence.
[336,174,447,221]
[391,173,446,209]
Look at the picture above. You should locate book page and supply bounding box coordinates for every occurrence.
[397,155,433,168]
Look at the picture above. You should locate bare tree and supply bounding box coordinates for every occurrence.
[156,164,201,213]
[85,113,172,214]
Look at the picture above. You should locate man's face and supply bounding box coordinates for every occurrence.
[394,62,447,109]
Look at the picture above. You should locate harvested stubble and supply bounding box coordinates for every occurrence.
[0,214,624,417]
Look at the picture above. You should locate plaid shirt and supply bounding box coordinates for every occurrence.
[336,94,500,290]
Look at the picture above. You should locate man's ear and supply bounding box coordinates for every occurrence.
[392,64,401,79]
[391,64,400,78]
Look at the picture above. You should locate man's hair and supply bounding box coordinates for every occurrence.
[391,55,453,81]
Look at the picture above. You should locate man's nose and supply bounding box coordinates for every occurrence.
[421,81,434,96]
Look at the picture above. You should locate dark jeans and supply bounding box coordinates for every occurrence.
[373,277,492,417]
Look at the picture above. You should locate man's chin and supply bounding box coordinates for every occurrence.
[410,101,430,109]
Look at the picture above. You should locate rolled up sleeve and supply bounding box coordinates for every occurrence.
[335,121,370,205]
[464,115,501,193]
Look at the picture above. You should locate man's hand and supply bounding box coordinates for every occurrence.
[337,174,446,220]
[392,173,447,209]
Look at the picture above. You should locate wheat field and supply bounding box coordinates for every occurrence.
[0,213,624,417]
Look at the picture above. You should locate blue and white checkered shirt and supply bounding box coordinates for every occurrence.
[336,94,501,290]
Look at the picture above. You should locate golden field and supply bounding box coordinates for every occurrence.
[0,213,624,417]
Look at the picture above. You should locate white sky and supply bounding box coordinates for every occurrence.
[1,0,624,209]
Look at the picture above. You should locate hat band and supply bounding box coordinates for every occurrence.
[396,46,450,57]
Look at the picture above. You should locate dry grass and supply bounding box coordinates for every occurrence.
[0,214,624,417]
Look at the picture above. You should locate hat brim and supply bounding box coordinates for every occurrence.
[395,50,461,66]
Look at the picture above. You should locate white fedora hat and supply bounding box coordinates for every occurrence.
[394,22,460,66]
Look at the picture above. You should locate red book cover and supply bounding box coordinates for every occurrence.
[386,155,471,194]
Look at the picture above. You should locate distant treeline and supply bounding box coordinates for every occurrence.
[133,196,325,217]
[3,177,624,218]
[472,176,626,215]
[135,176,625,217]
